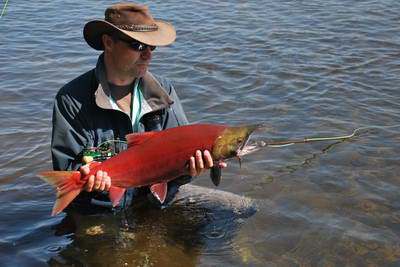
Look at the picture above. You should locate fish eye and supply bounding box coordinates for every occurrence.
[237,138,243,144]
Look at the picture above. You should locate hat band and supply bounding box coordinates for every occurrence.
[116,23,159,32]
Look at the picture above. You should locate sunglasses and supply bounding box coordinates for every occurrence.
[118,38,156,52]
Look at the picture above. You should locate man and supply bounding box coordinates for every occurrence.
[51,2,226,214]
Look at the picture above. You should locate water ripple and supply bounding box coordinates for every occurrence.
[1,0,400,266]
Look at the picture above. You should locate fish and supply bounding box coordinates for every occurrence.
[38,124,265,216]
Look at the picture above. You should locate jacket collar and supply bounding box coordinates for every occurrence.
[94,54,173,113]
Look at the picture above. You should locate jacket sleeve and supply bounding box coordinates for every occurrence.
[51,91,90,171]
[168,83,189,126]
[146,79,195,208]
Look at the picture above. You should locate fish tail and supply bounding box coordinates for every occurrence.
[37,171,83,216]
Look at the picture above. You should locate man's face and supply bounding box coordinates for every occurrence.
[105,34,153,78]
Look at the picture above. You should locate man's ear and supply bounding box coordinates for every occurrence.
[102,34,114,52]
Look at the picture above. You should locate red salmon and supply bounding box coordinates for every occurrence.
[38,124,262,215]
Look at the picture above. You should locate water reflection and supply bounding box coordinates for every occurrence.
[48,185,256,266]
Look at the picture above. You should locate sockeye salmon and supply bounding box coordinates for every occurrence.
[38,124,265,215]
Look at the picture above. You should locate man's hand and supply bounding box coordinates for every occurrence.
[80,163,111,192]
[188,150,227,176]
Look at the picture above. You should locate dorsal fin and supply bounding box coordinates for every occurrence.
[125,132,156,148]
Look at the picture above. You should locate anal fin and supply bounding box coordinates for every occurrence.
[109,186,126,207]
[150,182,168,204]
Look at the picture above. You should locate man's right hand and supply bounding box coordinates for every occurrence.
[80,163,111,192]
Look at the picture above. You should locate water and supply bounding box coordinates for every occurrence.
[1,0,399,266]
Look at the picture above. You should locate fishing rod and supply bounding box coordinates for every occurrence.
[236,127,367,167]
[263,127,362,148]
[263,124,400,148]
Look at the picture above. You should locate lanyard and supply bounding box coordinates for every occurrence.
[130,78,142,132]
[108,78,143,132]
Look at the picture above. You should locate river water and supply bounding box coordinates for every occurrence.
[1,0,400,266]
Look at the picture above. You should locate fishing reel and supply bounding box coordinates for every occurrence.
[82,145,114,164]
[81,112,163,164]
[82,137,128,164]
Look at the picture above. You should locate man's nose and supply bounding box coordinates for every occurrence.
[140,47,152,60]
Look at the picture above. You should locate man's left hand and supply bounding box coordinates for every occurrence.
[188,150,227,176]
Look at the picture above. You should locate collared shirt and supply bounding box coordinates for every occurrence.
[108,78,143,132]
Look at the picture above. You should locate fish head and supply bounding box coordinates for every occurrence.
[212,124,264,160]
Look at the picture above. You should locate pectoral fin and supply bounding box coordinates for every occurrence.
[210,166,222,186]
[109,186,126,207]
[150,182,168,204]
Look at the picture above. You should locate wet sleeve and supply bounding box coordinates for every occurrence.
[51,92,89,171]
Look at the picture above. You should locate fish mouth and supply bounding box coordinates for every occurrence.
[236,140,266,157]
[235,125,266,157]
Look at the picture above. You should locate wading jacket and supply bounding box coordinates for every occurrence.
[51,54,191,214]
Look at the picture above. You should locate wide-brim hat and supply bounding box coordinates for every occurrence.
[84,3,176,50]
